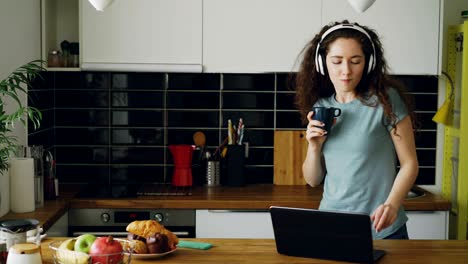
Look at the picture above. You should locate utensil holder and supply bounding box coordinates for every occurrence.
[28,146,44,208]
[222,145,245,187]
[206,161,220,186]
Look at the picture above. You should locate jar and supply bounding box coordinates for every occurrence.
[47,50,61,67]
[6,243,42,264]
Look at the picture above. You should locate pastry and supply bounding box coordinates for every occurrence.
[126,220,179,252]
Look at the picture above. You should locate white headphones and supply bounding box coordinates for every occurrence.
[315,23,376,75]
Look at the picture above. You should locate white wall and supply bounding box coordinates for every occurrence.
[0,0,41,147]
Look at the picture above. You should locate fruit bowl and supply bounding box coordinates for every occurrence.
[49,239,133,264]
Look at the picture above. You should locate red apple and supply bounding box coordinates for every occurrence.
[89,236,123,264]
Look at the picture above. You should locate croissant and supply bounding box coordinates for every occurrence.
[126,220,179,249]
[125,239,148,254]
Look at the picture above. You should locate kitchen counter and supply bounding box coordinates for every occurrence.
[0,196,71,232]
[39,237,468,263]
[1,184,450,232]
[70,184,450,210]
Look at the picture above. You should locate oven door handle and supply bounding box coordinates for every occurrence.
[72,231,191,237]
[73,231,129,237]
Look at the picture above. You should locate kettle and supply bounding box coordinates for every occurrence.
[0,219,40,251]
[169,145,195,187]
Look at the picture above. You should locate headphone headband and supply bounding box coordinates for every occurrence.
[315,23,376,75]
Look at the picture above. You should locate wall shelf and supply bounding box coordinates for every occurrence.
[45,67,81,72]
[41,0,79,69]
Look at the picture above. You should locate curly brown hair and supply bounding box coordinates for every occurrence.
[292,20,416,134]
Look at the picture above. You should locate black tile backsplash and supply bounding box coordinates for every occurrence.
[56,109,109,126]
[112,128,164,145]
[168,73,220,90]
[223,92,275,109]
[167,91,220,109]
[223,74,275,91]
[111,165,165,183]
[112,73,165,90]
[55,128,109,145]
[28,72,438,185]
[112,110,164,127]
[56,90,109,108]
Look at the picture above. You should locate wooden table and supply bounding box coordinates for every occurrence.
[40,238,468,263]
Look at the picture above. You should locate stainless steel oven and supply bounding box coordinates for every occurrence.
[68,209,195,238]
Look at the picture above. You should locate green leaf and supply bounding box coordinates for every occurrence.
[0,60,45,173]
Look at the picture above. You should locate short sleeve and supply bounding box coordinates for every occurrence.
[387,88,409,130]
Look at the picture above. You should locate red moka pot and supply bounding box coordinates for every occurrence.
[169,145,195,187]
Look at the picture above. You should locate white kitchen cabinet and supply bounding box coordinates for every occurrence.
[81,0,202,72]
[322,0,440,75]
[406,211,448,239]
[196,210,274,238]
[196,210,448,239]
[203,0,322,73]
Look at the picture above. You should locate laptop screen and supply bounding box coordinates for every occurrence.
[270,206,385,263]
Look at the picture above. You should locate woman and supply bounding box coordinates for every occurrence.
[294,21,419,239]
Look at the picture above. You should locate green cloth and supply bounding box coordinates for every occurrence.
[178,240,212,250]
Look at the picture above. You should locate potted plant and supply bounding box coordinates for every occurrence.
[0,60,44,217]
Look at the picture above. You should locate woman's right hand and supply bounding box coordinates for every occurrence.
[306,111,327,146]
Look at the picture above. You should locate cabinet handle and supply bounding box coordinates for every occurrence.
[81,63,203,72]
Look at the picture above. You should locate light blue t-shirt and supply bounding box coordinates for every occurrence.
[315,88,408,239]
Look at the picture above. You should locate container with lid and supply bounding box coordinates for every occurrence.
[47,50,61,67]
[6,243,42,264]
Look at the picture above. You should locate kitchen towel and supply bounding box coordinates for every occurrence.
[10,158,35,213]
[177,240,212,250]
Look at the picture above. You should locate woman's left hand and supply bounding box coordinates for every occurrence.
[371,203,398,232]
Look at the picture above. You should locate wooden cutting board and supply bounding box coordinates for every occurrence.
[273,130,308,185]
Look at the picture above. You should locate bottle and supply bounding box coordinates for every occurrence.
[60,40,70,67]
[69,42,80,68]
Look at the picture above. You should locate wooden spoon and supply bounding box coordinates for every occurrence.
[193,131,206,161]
[193,131,206,147]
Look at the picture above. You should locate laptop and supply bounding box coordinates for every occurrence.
[270,206,385,263]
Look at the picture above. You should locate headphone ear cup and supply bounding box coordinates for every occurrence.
[317,54,325,75]
[367,54,374,74]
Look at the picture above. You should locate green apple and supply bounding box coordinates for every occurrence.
[74,234,97,253]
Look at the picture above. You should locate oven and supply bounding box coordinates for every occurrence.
[68,209,196,238]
